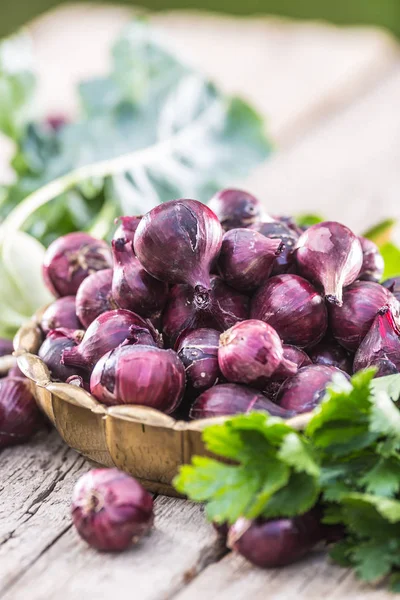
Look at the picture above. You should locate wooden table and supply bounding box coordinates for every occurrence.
[2,6,400,598]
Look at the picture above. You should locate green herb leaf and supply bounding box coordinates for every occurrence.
[295,213,324,227]
[380,242,400,279]
[362,218,397,247]
[371,374,400,402]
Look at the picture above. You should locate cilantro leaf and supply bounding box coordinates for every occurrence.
[371,374,400,402]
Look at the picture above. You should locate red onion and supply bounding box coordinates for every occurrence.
[90,345,185,413]
[227,511,326,568]
[354,306,400,377]
[62,309,159,371]
[250,221,299,275]
[218,320,297,387]
[208,188,266,230]
[162,276,249,348]
[383,277,400,303]
[217,228,283,292]
[308,337,353,375]
[358,237,384,282]
[329,281,397,352]
[251,274,327,348]
[66,374,90,391]
[177,328,221,391]
[43,232,112,297]
[113,216,142,249]
[294,221,363,306]
[189,383,292,419]
[71,468,154,552]
[134,200,222,309]
[8,363,25,378]
[75,269,116,329]
[41,296,82,334]
[39,329,85,382]
[0,377,42,448]
[111,239,168,318]
[0,338,13,357]
[277,365,348,414]
[274,345,312,378]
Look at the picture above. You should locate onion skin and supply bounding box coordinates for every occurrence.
[111,239,168,318]
[90,345,185,413]
[354,306,400,377]
[263,345,312,398]
[218,320,297,387]
[294,221,363,306]
[43,232,112,297]
[71,468,154,552]
[41,296,82,334]
[208,188,266,230]
[329,281,397,352]
[217,228,283,292]
[277,365,349,414]
[177,328,221,391]
[383,277,400,303]
[250,221,299,275]
[76,269,116,329]
[0,377,42,448]
[62,309,159,371]
[113,216,142,249]
[39,329,85,382]
[0,338,13,357]
[358,237,384,282]
[189,383,293,419]
[251,274,327,348]
[134,199,223,300]
[308,337,353,375]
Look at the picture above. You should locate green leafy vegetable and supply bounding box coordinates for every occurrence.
[295,213,324,227]
[379,242,400,279]
[362,219,397,247]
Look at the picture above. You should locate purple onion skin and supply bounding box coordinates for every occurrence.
[383,277,400,303]
[71,468,154,552]
[358,237,384,283]
[111,239,168,318]
[189,383,293,420]
[264,345,312,398]
[8,363,25,378]
[41,296,82,334]
[90,345,185,413]
[39,329,85,382]
[162,276,249,348]
[273,215,304,237]
[134,200,222,302]
[76,269,116,329]
[218,320,297,387]
[308,337,353,375]
[354,306,400,377]
[0,338,13,357]
[277,365,349,414]
[177,328,221,391]
[251,274,327,348]
[208,188,267,230]
[0,377,43,448]
[113,216,142,250]
[217,228,283,292]
[294,221,363,306]
[43,232,112,297]
[228,511,326,568]
[329,281,397,352]
[250,221,299,275]
[66,374,90,391]
[62,309,159,371]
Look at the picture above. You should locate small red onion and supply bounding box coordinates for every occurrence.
[218,320,297,387]
[0,377,42,448]
[308,337,353,375]
[113,216,142,249]
[263,345,312,399]
[273,215,304,237]
[208,188,267,230]
[43,232,112,297]
[62,309,159,371]
[277,365,348,414]
[354,306,400,377]
[39,329,85,382]
[251,274,327,348]
[294,221,363,306]
[358,237,384,282]
[217,228,283,292]
[383,277,400,303]
[71,468,154,552]
[189,383,292,419]
[75,269,116,329]
[90,345,185,413]
[0,338,13,357]
[250,221,299,275]
[134,200,222,308]
[227,511,326,568]
[41,296,82,334]
[111,239,168,318]
[177,328,221,391]
[329,281,397,352]
[162,276,249,348]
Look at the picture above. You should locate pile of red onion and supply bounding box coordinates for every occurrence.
[34,191,400,419]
